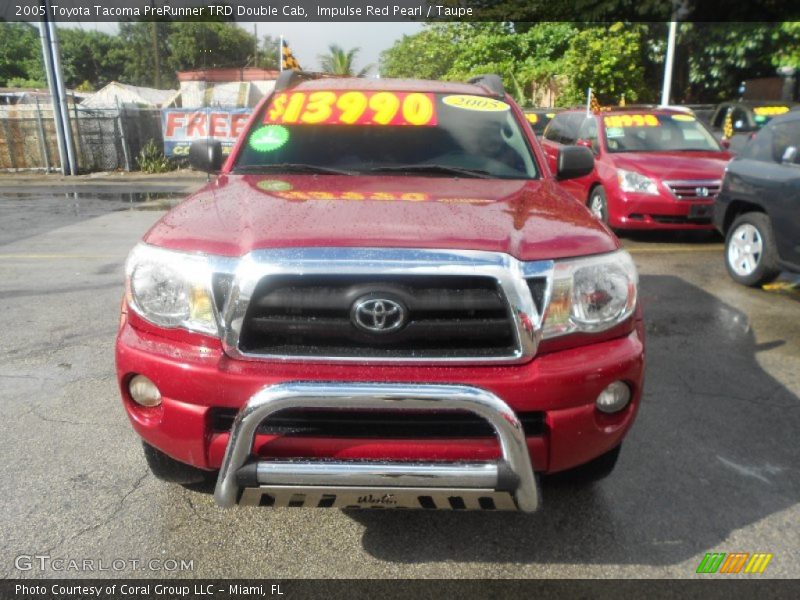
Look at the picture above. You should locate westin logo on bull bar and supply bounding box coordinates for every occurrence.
[357,494,398,506]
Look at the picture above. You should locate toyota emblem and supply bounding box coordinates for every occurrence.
[351,297,407,333]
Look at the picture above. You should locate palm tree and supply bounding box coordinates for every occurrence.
[318,44,373,77]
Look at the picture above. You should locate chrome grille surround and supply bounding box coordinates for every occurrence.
[215,247,554,364]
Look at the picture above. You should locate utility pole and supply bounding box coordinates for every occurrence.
[38,0,76,175]
[660,21,678,107]
[151,21,161,89]
[661,1,690,107]
[254,24,258,69]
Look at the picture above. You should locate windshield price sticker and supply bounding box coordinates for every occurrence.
[671,114,696,122]
[443,95,510,112]
[264,91,437,126]
[604,114,660,128]
[752,106,790,116]
[526,114,539,123]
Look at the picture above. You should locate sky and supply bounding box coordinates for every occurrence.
[62,21,424,76]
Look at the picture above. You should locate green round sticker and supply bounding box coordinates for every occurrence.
[256,179,293,192]
[249,125,289,152]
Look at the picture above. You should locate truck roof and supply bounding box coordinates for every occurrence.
[289,77,496,96]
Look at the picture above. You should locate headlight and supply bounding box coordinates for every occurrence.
[543,250,638,338]
[125,243,218,335]
[617,168,659,195]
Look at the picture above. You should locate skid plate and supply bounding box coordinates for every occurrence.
[238,486,519,510]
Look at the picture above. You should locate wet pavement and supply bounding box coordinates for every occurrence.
[0,186,798,579]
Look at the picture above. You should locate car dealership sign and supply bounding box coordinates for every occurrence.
[161,108,252,157]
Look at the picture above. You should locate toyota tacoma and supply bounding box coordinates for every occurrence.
[116,72,645,512]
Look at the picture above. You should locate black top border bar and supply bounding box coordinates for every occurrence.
[3,0,800,23]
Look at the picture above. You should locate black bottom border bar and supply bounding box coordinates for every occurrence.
[3,579,800,600]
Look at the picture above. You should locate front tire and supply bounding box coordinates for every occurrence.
[142,442,215,485]
[725,212,780,287]
[588,186,609,224]
[545,444,622,485]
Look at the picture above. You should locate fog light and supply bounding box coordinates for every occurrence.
[129,374,162,407]
[595,381,631,414]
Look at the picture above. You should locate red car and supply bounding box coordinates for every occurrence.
[541,108,731,230]
[116,73,645,512]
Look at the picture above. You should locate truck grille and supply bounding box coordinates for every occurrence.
[663,179,721,200]
[238,274,518,359]
[210,408,546,438]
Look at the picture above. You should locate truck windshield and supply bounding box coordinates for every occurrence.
[603,113,722,153]
[234,90,539,179]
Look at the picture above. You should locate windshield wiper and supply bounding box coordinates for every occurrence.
[233,163,355,175]
[369,164,494,179]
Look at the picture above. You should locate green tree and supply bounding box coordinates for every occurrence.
[446,22,524,98]
[118,21,258,89]
[445,23,576,106]
[118,21,171,88]
[319,44,372,77]
[257,34,281,70]
[380,24,462,80]
[772,22,800,69]
[58,28,126,89]
[674,23,779,102]
[167,21,257,73]
[0,22,44,87]
[381,23,575,106]
[559,23,650,106]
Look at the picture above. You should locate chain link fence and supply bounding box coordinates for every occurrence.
[0,103,163,173]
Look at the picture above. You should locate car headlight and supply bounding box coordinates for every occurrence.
[125,243,218,336]
[543,250,638,338]
[617,168,659,195]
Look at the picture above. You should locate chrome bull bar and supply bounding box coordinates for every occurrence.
[213,383,539,512]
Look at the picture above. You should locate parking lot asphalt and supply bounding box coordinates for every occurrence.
[0,184,798,579]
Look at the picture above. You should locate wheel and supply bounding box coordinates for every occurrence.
[588,186,609,224]
[142,441,215,485]
[725,212,780,287]
[545,444,622,485]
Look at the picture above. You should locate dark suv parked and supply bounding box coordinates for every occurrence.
[714,109,800,286]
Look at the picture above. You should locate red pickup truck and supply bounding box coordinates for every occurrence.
[116,73,645,512]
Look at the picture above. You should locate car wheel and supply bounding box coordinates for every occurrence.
[142,442,216,485]
[545,444,622,485]
[588,186,609,224]
[725,212,780,287]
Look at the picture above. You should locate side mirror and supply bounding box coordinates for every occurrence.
[782,146,798,165]
[720,138,731,150]
[188,140,224,173]
[557,146,594,180]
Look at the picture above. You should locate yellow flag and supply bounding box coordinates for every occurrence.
[281,39,301,71]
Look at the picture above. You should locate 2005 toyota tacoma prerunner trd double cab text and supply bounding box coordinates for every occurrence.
[116,72,645,512]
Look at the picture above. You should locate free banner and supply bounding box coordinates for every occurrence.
[161,108,252,157]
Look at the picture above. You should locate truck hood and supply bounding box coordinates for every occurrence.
[611,151,730,181]
[144,174,618,261]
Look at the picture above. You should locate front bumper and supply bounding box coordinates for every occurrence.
[116,314,645,497]
[609,189,715,230]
